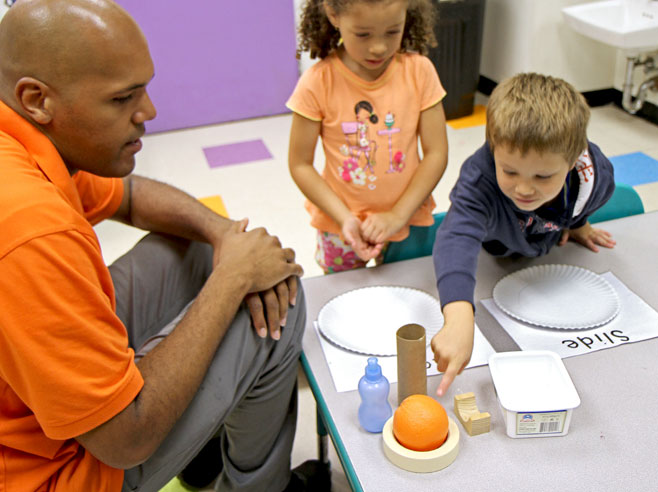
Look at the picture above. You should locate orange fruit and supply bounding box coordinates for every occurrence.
[392,394,449,452]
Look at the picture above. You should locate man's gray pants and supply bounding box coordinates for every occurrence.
[110,234,305,492]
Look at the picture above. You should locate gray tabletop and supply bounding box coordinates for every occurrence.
[301,211,658,492]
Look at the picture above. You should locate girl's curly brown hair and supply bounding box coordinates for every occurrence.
[296,0,437,60]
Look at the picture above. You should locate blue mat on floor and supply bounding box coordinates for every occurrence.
[609,152,658,186]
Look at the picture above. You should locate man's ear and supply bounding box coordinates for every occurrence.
[15,77,54,125]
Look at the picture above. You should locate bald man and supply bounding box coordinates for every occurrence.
[0,1,326,491]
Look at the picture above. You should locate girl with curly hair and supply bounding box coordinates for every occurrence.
[287,0,449,274]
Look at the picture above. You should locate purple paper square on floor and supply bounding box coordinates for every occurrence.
[203,139,273,168]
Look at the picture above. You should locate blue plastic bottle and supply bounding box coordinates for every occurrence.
[358,357,393,433]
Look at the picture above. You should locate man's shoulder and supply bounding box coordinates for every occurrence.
[0,135,48,208]
[0,127,26,153]
[0,151,85,259]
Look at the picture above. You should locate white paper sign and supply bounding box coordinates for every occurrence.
[314,321,495,393]
[481,272,658,358]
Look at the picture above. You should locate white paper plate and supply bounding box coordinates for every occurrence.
[317,286,444,356]
[492,264,620,330]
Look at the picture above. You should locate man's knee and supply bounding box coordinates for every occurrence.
[287,283,306,346]
[111,234,213,345]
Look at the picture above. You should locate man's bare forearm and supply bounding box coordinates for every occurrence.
[115,175,233,248]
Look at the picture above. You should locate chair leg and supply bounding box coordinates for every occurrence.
[317,407,329,465]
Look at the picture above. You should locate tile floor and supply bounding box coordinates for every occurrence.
[94,97,658,491]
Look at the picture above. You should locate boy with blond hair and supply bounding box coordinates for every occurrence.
[431,73,616,396]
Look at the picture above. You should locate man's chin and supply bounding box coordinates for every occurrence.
[64,156,136,177]
[99,158,137,178]
[115,158,137,177]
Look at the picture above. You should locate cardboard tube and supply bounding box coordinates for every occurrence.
[396,323,427,405]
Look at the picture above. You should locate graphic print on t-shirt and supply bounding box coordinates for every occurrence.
[339,100,406,191]
[518,214,562,235]
[378,111,405,174]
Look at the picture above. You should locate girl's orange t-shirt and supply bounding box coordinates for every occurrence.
[287,52,446,241]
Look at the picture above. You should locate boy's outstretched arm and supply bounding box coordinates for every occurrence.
[432,180,491,396]
[431,300,474,396]
[361,102,449,244]
[558,221,616,252]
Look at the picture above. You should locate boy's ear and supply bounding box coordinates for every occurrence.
[14,77,54,125]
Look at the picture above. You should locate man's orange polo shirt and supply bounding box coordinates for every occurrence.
[0,100,144,491]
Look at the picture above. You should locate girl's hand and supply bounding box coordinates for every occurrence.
[361,211,406,244]
[342,216,383,261]
[559,222,616,252]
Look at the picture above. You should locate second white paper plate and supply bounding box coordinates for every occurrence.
[492,264,620,330]
[317,286,444,356]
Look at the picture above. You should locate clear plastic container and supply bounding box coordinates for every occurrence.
[358,357,392,433]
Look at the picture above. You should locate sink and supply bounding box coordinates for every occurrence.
[562,0,658,54]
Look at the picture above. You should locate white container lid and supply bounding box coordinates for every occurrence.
[489,351,581,412]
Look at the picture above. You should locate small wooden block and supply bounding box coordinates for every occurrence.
[454,392,491,436]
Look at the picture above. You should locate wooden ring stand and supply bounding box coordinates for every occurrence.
[382,417,460,473]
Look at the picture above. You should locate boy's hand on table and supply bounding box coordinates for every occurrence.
[559,222,616,252]
[342,216,383,261]
[431,301,475,397]
[361,211,406,244]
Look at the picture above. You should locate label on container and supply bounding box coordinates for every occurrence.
[515,410,566,435]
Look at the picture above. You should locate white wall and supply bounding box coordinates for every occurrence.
[480,0,658,109]
[480,0,617,91]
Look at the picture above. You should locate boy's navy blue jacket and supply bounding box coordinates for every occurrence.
[432,141,615,308]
